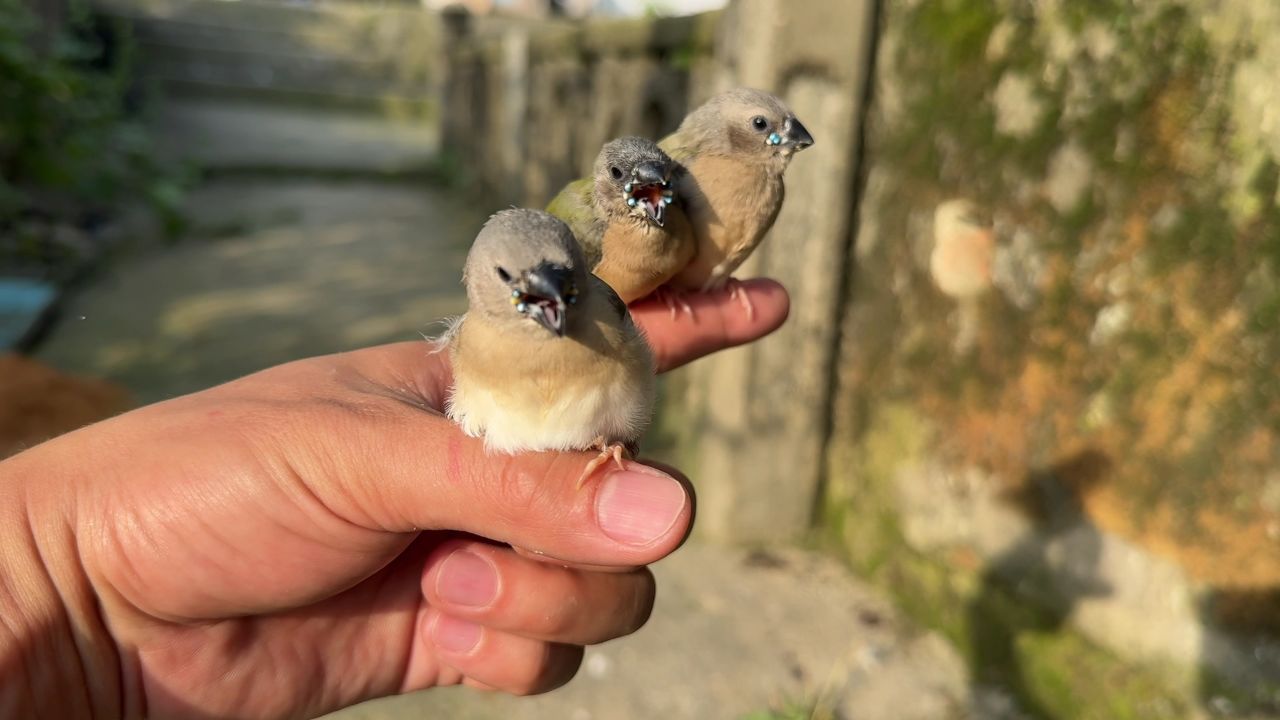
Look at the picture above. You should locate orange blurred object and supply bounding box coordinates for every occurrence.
[0,354,129,459]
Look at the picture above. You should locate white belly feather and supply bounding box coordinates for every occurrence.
[447,365,652,454]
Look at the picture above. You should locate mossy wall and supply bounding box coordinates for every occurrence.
[825,0,1280,716]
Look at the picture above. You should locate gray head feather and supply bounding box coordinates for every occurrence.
[462,209,588,332]
[675,87,807,164]
[592,136,677,221]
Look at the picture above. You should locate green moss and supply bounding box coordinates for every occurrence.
[912,0,1000,65]
[822,1,1279,716]
[820,400,1196,719]
[580,17,653,55]
[821,403,925,576]
[644,370,702,472]
[830,526,1196,719]
[666,43,698,72]
[1198,663,1280,718]
[1028,633,1203,720]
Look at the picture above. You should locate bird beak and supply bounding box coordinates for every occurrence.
[783,117,814,151]
[626,161,671,227]
[523,262,574,337]
[634,161,666,186]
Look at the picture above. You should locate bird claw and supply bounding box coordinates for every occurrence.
[652,286,695,321]
[577,437,630,489]
[726,278,755,321]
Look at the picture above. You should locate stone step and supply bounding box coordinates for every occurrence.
[112,10,438,65]
[96,0,427,37]
[95,0,439,108]
[133,39,426,100]
[148,97,439,174]
[125,16,367,59]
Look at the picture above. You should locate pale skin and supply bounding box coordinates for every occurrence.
[0,280,789,720]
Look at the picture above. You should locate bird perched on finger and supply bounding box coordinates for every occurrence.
[444,208,655,487]
[660,87,814,317]
[547,137,695,307]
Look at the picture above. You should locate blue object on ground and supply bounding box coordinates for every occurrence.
[0,278,58,351]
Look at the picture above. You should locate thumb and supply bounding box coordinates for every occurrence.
[284,345,693,569]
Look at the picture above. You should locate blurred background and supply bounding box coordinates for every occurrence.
[2,0,1279,717]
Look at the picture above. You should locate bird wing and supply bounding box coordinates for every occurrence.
[546,178,605,267]
[591,274,630,323]
[658,130,696,165]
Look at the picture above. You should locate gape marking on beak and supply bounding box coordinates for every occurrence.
[622,178,674,227]
[502,264,579,337]
[508,287,579,312]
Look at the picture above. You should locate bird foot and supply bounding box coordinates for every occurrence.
[726,278,756,321]
[577,437,630,490]
[651,286,695,321]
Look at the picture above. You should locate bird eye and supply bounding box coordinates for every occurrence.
[751,116,769,131]
[495,266,512,283]
[609,166,624,181]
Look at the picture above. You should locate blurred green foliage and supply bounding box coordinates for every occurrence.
[0,0,182,276]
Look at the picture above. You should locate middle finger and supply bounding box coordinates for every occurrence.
[421,539,656,646]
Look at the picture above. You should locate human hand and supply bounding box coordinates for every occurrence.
[0,280,788,719]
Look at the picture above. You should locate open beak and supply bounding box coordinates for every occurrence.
[521,261,574,337]
[643,193,667,227]
[626,161,671,227]
[783,117,814,151]
[634,160,666,186]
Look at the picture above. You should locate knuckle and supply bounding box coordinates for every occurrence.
[490,461,544,514]
[518,644,583,696]
[483,456,572,528]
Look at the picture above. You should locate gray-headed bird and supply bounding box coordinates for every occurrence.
[444,209,655,487]
[660,88,814,317]
[547,137,695,307]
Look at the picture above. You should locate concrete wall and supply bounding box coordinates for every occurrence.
[825,0,1280,715]
[667,0,877,548]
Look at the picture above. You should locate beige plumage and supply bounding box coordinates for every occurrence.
[445,209,655,486]
[659,88,814,313]
[547,137,695,305]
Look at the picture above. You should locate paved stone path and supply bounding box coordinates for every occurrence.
[38,176,484,404]
[328,545,972,720]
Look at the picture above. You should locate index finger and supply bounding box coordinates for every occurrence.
[630,279,790,372]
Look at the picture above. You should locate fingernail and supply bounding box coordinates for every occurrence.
[595,469,687,546]
[436,550,498,608]
[432,614,482,654]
